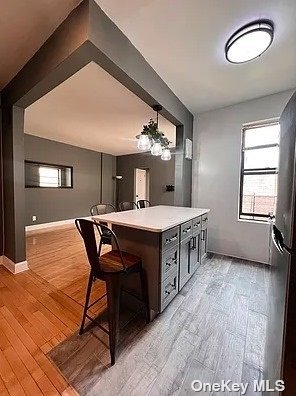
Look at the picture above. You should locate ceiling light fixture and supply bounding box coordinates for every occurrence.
[225,20,274,64]
[136,105,172,160]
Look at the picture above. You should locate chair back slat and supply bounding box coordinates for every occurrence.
[118,201,137,211]
[75,219,126,272]
[137,200,151,209]
[90,203,116,216]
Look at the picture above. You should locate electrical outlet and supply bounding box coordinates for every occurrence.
[32,215,37,222]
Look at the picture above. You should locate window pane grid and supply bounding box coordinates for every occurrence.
[239,121,279,221]
[25,161,73,188]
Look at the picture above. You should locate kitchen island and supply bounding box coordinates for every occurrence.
[95,205,209,320]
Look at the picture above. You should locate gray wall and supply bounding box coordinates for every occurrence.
[116,152,175,206]
[1,0,193,263]
[25,134,115,225]
[192,89,295,264]
[0,96,2,255]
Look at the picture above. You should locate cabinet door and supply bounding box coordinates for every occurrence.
[200,228,208,261]
[190,231,200,274]
[179,236,191,290]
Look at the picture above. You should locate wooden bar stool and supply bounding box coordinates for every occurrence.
[75,219,150,366]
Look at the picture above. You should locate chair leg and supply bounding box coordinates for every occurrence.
[106,274,121,366]
[79,272,94,335]
[140,267,150,323]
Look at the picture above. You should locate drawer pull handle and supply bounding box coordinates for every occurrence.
[165,283,176,295]
[165,235,178,244]
[166,258,177,267]
[194,222,200,228]
[183,227,191,234]
[202,218,207,222]
[190,236,197,250]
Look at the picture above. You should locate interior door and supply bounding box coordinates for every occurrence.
[135,168,148,202]
[264,91,296,393]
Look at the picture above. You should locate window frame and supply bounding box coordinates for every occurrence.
[239,120,279,222]
[25,160,73,189]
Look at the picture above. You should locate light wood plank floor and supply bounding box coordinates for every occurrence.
[27,225,109,315]
[0,225,270,395]
[48,250,271,395]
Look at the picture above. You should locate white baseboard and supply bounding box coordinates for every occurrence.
[208,250,269,265]
[25,216,92,232]
[2,256,29,274]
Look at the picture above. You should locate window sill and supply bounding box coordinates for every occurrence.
[237,218,271,226]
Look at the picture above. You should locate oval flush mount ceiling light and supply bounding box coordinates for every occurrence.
[225,20,274,63]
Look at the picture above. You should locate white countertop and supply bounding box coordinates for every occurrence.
[94,205,210,233]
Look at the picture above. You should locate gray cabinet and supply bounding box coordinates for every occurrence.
[190,230,201,274]
[159,212,209,311]
[179,230,201,290]
[162,226,180,251]
[179,235,191,289]
[160,270,179,311]
[200,214,208,259]
[161,245,179,282]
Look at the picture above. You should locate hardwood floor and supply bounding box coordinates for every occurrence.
[0,225,271,395]
[27,225,109,315]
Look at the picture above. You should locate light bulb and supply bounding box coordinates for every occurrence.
[161,148,171,161]
[151,142,162,156]
[137,134,151,150]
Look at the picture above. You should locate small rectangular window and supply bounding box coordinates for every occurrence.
[25,161,73,188]
[239,121,280,221]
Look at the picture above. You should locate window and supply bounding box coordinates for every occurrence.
[239,121,280,221]
[25,161,73,188]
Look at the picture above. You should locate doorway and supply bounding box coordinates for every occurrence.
[134,168,149,202]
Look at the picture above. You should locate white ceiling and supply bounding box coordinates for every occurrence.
[1,0,296,115]
[95,0,296,113]
[0,0,82,89]
[25,62,176,156]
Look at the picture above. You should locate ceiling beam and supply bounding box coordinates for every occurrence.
[1,0,193,265]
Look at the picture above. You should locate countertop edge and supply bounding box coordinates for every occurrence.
[95,208,210,233]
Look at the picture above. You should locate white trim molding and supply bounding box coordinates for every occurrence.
[2,256,29,274]
[25,216,92,232]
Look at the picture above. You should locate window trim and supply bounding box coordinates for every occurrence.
[25,160,73,189]
[239,120,279,221]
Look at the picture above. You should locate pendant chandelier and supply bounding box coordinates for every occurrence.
[136,105,172,161]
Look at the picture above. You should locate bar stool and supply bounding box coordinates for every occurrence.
[118,201,138,211]
[137,200,151,209]
[90,203,116,246]
[90,203,116,216]
[75,219,150,365]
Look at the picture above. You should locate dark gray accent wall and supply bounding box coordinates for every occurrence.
[116,152,175,206]
[88,0,193,207]
[2,106,26,263]
[1,0,193,264]
[24,134,115,225]
[0,95,3,255]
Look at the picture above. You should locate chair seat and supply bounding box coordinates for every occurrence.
[99,250,142,273]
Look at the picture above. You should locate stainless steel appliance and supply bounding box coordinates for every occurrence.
[266,91,296,394]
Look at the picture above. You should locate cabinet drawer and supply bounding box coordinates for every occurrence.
[201,213,208,230]
[161,245,179,281]
[162,226,180,251]
[160,270,179,311]
[192,216,202,233]
[180,220,193,240]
